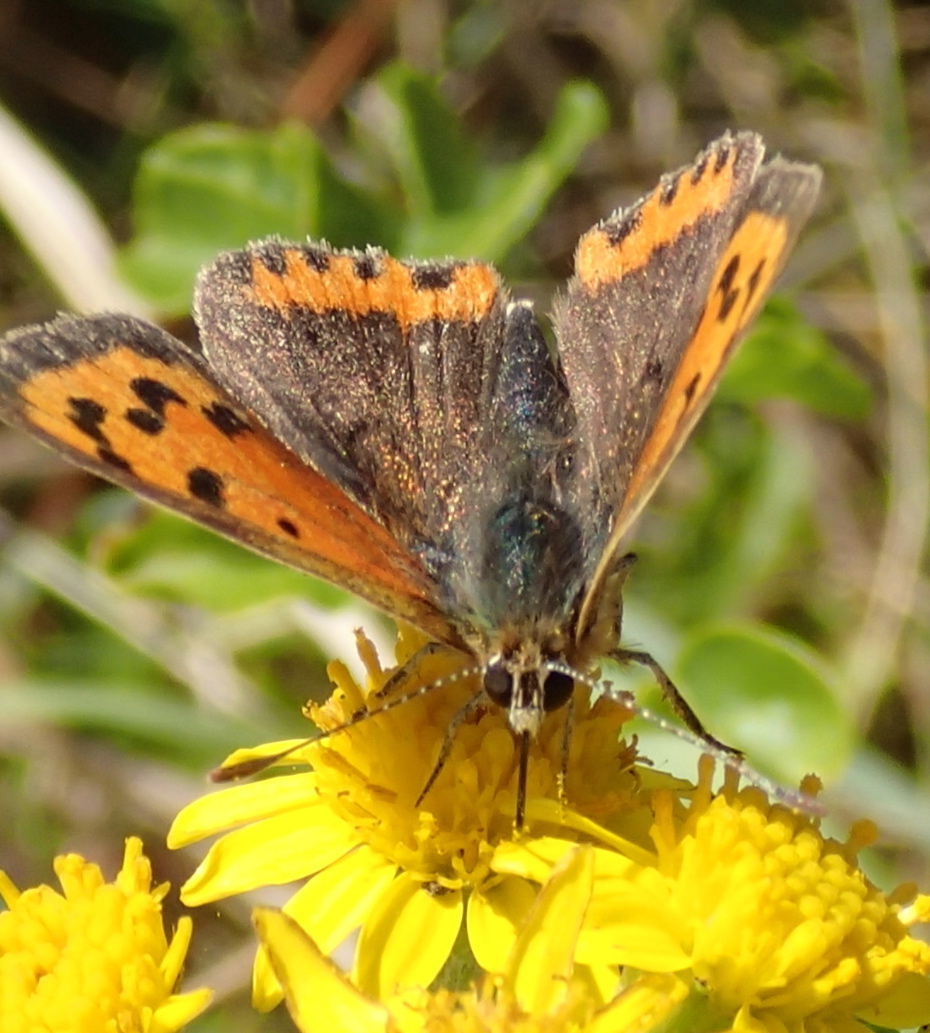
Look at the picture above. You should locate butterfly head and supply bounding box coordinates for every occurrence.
[482,634,577,739]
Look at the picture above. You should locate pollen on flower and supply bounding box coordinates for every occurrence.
[170,625,649,1008]
[393,979,594,1032]
[644,756,930,1028]
[304,625,642,884]
[0,837,211,1033]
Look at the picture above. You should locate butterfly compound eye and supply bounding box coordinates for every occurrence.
[484,664,512,706]
[543,670,574,711]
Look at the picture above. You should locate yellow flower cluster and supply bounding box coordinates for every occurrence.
[0,837,210,1033]
[163,627,930,1033]
[6,629,930,1031]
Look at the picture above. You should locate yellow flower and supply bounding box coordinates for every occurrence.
[493,758,930,1033]
[168,625,647,1008]
[0,836,211,1033]
[253,845,688,1033]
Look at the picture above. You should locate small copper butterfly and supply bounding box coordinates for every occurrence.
[0,131,821,824]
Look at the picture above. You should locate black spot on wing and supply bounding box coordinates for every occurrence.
[690,151,708,183]
[65,394,137,471]
[603,206,643,247]
[746,258,766,304]
[299,245,330,273]
[353,253,380,280]
[203,402,250,438]
[68,397,108,444]
[411,264,456,291]
[717,255,741,322]
[713,140,731,173]
[98,447,133,473]
[277,518,300,538]
[255,244,288,276]
[126,408,165,435]
[719,288,740,322]
[660,172,680,206]
[188,467,225,507]
[124,377,187,436]
[718,255,740,296]
[131,378,185,415]
[684,372,701,405]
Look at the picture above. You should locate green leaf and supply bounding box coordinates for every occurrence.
[96,506,349,611]
[374,63,480,217]
[678,416,815,620]
[120,121,387,312]
[628,411,815,627]
[0,678,263,761]
[720,297,871,420]
[118,76,608,312]
[676,624,854,783]
[403,80,610,260]
[839,747,930,854]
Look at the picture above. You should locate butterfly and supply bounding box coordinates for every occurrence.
[0,131,821,825]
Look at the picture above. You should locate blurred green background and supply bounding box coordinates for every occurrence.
[0,0,926,1025]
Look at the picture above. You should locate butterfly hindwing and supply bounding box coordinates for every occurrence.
[195,245,508,547]
[193,242,582,633]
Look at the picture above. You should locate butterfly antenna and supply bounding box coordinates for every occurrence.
[210,661,486,783]
[542,660,824,816]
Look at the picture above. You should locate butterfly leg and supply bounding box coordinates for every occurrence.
[415,691,484,808]
[557,693,575,810]
[515,731,531,829]
[353,641,457,721]
[610,646,742,757]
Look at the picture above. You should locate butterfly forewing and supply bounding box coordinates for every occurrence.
[0,314,455,643]
[551,133,821,631]
[614,155,822,538]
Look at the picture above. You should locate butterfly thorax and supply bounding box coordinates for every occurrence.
[473,491,587,627]
[462,525,631,739]
[446,485,594,736]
